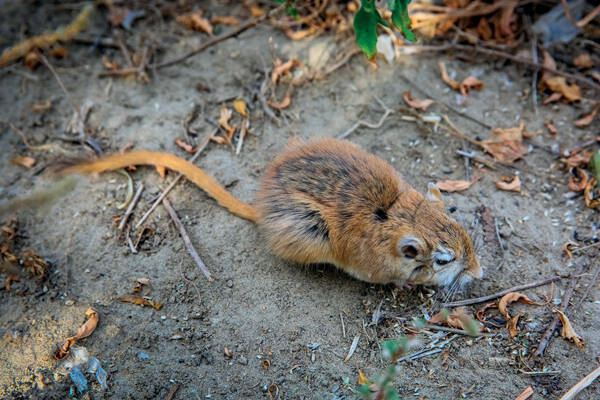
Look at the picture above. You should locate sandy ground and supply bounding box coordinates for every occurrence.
[1,2,599,399]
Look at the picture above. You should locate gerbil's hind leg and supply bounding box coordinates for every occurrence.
[258,199,333,265]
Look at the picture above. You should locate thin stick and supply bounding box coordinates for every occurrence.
[340,312,346,338]
[456,149,499,170]
[165,382,180,400]
[558,365,600,400]
[337,96,393,139]
[118,184,144,231]
[162,197,213,281]
[153,6,283,70]
[534,257,587,356]
[424,324,492,337]
[514,386,533,400]
[442,276,561,307]
[10,123,53,151]
[37,52,79,116]
[135,132,211,229]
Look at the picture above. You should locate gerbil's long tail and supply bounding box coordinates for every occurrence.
[59,151,258,222]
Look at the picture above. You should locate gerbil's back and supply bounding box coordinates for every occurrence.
[256,139,411,265]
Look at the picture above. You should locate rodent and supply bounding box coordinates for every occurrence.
[59,138,482,288]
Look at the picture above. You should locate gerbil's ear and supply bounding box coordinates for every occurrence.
[426,182,445,209]
[397,236,422,259]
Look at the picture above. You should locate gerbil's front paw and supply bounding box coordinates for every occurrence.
[395,281,417,291]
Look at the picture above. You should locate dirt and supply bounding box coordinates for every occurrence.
[1,2,599,400]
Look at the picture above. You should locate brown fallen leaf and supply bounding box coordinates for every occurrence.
[5,275,19,292]
[271,58,301,84]
[460,76,484,97]
[224,346,232,358]
[177,11,213,35]
[284,26,318,40]
[118,295,163,310]
[54,308,99,359]
[574,102,600,128]
[481,123,528,165]
[555,309,584,349]
[476,302,504,328]
[24,51,41,70]
[542,76,581,103]
[439,61,460,89]
[402,90,434,111]
[584,177,599,209]
[495,175,521,193]
[174,138,197,154]
[210,16,239,26]
[562,150,592,168]
[218,103,236,138]
[543,91,564,105]
[233,98,248,118]
[429,307,480,333]
[568,167,588,192]
[31,99,52,112]
[562,241,580,263]
[507,312,525,337]
[11,156,36,168]
[591,71,600,84]
[498,292,538,319]
[358,369,370,385]
[249,5,265,17]
[102,55,119,71]
[50,45,68,59]
[132,278,151,294]
[155,165,166,178]
[573,53,593,69]
[544,121,558,136]
[268,87,292,109]
[436,179,475,192]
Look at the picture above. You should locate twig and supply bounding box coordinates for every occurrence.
[337,96,394,139]
[424,324,492,337]
[408,348,442,361]
[494,217,505,252]
[37,52,78,115]
[519,369,560,376]
[340,312,346,338]
[456,149,499,170]
[118,184,144,231]
[534,257,588,356]
[343,335,360,362]
[514,386,533,400]
[441,114,481,147]
[558,365,600,400]
[135,131,212,229]
[126,230,138,254]
[10,123,53,151]
[259,68,279,125]
[153,6,283,70]
[162,197,213,281]
[165,382,180,400]
[316,48,361,79]
[442,276,561,307]
[560,0,600,28]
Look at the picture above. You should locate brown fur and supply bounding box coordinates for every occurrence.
[59,139,481,287]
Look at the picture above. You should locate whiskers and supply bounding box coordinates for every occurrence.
[431,270,470,311]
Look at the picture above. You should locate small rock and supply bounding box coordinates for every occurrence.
[238,355,248,365]
[226,279,234,288]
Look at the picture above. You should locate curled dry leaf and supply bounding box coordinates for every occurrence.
[11,156,36,168]
[498,292,538,319]
[495,175,521,193]
[31,99,52,112]
[402,90,434,111]
[562,241,580,263]
[54,308,99,359]
[481,123,528,165]
[268,88,292,109]
[544,121,558,136]
[476,302,504,328]
[224,346,232,358]
[218,103,236,138]
[102,56,119,71]
[562,150,592,168]
[543,91,563,105]
[177,11,213,35]
[555,309,584,349]
[541,76,581,103]
[210,16,239,26]
[439,61,460,89]
[118,295,163,310]
[574,102,600,128]
[271,58,301,84]
[24,51,41,70]
[233,98,247,118]
[429,307,480,333]
[507,312,525,337]
[584,177,599,209]
[460,76,484,97]
[174,138,196,154]
[568,167,588,192]
[573,53,593,69]
[436,179,474,192]
[358,369,370,385]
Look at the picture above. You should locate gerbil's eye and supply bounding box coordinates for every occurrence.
[436,258,451,266]
[435,255,455,266]
[401,245,418,259]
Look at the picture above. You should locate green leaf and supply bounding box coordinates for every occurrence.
[390,0,416,42]
[591,151,600,181]
[353,1,379,59]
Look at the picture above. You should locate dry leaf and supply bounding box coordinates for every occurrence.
[11,156,36,168]
[481,123,528,164]
[24,51,41,70]
[542,76,581,103]
[507,312,525,337]
[272,58,301,84]
[5,275,19,292]
[210,16,239,26]
[102,56,119,70]
[475,302,504,328]
[218,103,236,138]
[496,175,521,192]
[177,11,213,35]
[544,121,558,136]
[436,180,475,192]
[574,102,600,128]
[174,138,197,154]
[268,88,292,109]
[118,295,163,310]
[562,150,592,168]
[562,241,580,262]
[584,177,599,209]
[358,369,370,385]
[31,99,51,112]
[224,346,232,358]
[429,307,478,332]
[284,26,317,40]
[591,71,600,84]
[555,309,584,349]
[402,90,434,111]
[50,45,68,59]
[249,5,265,17]
[543,91,564,105]
[54,308,99,359]
[460,76,484,97]
[568,167,588,192]
[498,292,538,319]
[439,61,460,89]
[573,53,593,69]
[233,98,247,117]
[155,165,166,178]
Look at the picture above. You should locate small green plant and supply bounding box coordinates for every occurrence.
[353,0,416,60]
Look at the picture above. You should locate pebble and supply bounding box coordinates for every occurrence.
[226,279,234,288]
[238,355,248,365]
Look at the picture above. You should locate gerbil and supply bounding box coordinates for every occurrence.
[59,138,482,289]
